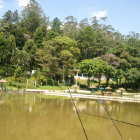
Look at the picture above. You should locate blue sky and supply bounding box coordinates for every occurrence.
[0,0,140,35]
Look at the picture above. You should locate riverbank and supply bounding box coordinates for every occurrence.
[39,90,140,103]
[1,89,140,103]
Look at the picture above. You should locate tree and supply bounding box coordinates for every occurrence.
[13,10,20,23]
[59,50,76,84]
[11,26,25,50]
[0,10,25,49]
[114,69,125,87]
[104,65,116,86]
[79,58,107,87]
[51,17,62,34]
[14,66,23,82]
[100,54,120,68]
[3,10,14,23]
[91,58,107,87]
[2,10,20,24]
[126,32,140,57]
[34,27,44,48]
[0,3,140,90]
[0,33,8,66]
[50,36,79,83]
[36,36,79,83]
[0,34,18,77]
[7,35,16,66]
[79,18,89,29]
[92,17,101,30]
[79,59,94,86]
[77,26,96,60]
[125,68,140,88]
[63,16,78,38]
[35,41,59,81]
[23,39,37,72]
[21,0,47,35]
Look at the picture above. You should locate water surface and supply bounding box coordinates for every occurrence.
[0,93,140,140]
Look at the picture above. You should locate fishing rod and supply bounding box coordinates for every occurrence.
[68,88,89,140]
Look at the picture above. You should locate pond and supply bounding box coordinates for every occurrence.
[0,93,140,140]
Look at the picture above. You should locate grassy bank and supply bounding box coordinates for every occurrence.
[36,94,69,100]
[2,78,140,95]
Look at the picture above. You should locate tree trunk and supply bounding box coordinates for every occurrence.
[98,77,101,87]
[87,77,90,87]
[124,78,127,88]
[116,79,119,88]
[106,77,110,87]
[62,72,65,85]
[58,80,60,85]
[119,78,122,85]
[26,79,28,89]
[34,80,36,87]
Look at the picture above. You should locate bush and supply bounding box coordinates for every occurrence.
[47,78,54,85]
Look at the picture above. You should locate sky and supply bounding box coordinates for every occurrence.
[0,0,140,35]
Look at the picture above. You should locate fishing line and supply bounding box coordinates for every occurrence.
[103,104,124,140]
[68,88,139,140]
[81,112,140,128]
[68,88,89,140]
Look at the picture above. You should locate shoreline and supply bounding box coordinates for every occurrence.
[1,89,140,103]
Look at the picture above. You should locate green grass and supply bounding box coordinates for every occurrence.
[38,85,69,90]
[3,78,140,96]
[4,80,70,91]
[5,85,69,91]
[36,94,69,99]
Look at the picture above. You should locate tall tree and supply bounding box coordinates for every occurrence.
[3,10,20,24]
[104,65,116,86]
[79,58,108,87]
[0,33,8,66]
[63,16,78,38]
[77,26,96,60]
[3,10,14,23]
[23,39,37,72]
[21,0,47,35]
[51,17,62,34]
[34,26,45,48]
[79,18,89,29]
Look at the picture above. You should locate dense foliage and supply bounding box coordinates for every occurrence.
[0,0,140,88]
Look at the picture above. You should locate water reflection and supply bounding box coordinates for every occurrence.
[75,98,140,140]
[0,94,139,140]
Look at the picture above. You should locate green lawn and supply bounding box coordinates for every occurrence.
[36,94,69,99]
[38,85,69,90]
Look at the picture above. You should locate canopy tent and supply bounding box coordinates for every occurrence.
[119,88,125,91]
[72,84,80,93]
[99,87,104,90]
[105,87,112,90]
[0,79,8,90]
[0,79,7,83]
[89,85,97,89]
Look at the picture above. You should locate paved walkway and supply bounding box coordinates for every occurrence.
[25,89,140,103]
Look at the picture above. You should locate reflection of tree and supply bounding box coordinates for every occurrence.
[0,94,140,140]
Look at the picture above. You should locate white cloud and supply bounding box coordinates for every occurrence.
[0,5,3,9]
[18,0,30,7]
[92,10,108,19]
